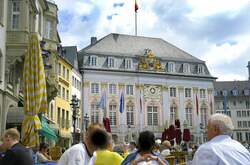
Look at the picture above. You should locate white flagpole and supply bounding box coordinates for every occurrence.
[135,11,137,36]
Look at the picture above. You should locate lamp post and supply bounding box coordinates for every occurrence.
[70,95,79,144]
[83,113,89,131]
[200,123,204,144]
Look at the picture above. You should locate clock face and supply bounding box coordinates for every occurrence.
[150,87,156,94]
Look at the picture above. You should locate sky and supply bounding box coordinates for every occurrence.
[54,0,250,81]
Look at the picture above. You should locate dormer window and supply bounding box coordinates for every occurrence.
[183,63,190,73]
[198,64,204,74]
[89,56,97,66]
[108,57,115,68]
[125,59,133,69]
[232,88,238,96]
[168,62,175,72]
[244,89,249,96]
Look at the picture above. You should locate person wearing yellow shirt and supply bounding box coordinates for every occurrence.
[88,129,124,165]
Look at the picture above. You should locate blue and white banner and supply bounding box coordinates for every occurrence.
[99,92,106,110]
[119,92,124,113]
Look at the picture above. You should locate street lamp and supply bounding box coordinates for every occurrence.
[83,113,89,131]
[200,123,204,144]
[70,95,79,144]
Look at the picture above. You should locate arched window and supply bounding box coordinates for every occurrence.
[126,101,134,126]
[170,104,177,124]
[185,105,192,126]
[109,101,117,126]
[200,105,208,127]
[91,102,99,123]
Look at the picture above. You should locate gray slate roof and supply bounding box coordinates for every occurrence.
[62,46,78,69]
[81,33,203,63]
[214,81,250,96]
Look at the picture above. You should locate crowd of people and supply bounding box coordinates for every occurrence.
[0,113,250,165]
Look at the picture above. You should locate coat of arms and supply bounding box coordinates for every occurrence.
[138,49,163,71]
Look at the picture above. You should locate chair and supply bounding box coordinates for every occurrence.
[171,151,188,164]
[165,155,175,165]
[49,146,62,160]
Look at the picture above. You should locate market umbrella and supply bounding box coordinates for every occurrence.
[21,33,48,147]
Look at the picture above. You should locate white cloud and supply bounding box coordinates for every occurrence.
[188,0,250,18]
[202,34,250,67]
[53,0,250,81]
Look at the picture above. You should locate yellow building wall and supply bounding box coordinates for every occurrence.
[54,57,73,146]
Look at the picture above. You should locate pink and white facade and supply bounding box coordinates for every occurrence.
[78,33,216,143]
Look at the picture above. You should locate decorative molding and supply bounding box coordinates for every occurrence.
[162,85,168,91]
[101,82,108,88]
[177,86,184,91]
[118,83,125,89]
[192,87,198,92]
[83,81,90,87]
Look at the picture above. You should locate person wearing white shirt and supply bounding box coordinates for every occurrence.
[57,123,103,165]
[192,113,250,165]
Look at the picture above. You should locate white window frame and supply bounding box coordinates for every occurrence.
[237,111,241,117]
[183,63,190,73]
[147,106,158,126]
[185,107,192,126]
[109,84,117,94]
[109,103,117,126]
[246,101,249,109]
[170,106,177,124]
[200,89,206,98]
[185,88,191,97]
[236,132,242,141]
[168,62,175,72]
[108,57,115,68]
[125,58,133,69]
[126,104,134,126]
[126,85,134,95]
[62,87,65,99]
[44,19,53,39]
[91,83,100,94]
[170,87,176,97]
[91,103,99,123]
[12,1,20,29]
[237,121,242,128]
[198,64,204,74]
[200,107,208,127]
[90,56,98,66]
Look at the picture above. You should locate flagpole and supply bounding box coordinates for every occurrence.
[135,11,137,36]
[135,0,138,36]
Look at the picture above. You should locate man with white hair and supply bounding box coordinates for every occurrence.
[192,113,250,165]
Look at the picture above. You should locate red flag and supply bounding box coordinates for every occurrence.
[135,0,139,12]
[196,94,199,115]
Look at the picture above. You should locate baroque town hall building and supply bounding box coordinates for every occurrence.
[78,33,216,143]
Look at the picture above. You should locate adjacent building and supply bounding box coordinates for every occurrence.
[214,63,250,143]
[63,46,82,139]
[55,53,73,147]
[1,0,50,135]
[0,0,62,142]
[0,0,7,136]
[78,33,216,143]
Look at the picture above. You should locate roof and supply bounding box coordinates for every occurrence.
[62,46,78,69]
[81,33,203,63]
[214,81,250,96]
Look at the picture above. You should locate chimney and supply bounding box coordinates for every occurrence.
[247,61,250,80]
[91,37,97,45]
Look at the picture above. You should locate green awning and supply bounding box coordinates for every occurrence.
[40,117,58,141]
